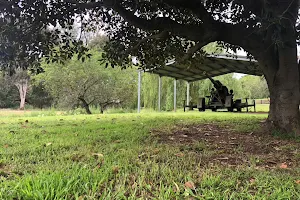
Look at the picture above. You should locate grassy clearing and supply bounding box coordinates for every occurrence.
[0,110,299,199]
[252,104,269,112]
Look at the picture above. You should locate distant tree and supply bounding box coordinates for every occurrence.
[35,50,136,114]
[0,18,44,110]
[240,75,269,99]
[2,69,31,110]
[88,34,109,50]
[27,82,53,109]
[11,69,30,110]
[0,73,19,108]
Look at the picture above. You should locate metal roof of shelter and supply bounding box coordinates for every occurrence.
[146,54,263,82]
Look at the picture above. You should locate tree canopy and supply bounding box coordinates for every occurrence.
[1,1,297,67]
[35,49,137,114]
[0,0,299,133]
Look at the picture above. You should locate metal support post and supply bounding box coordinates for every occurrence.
[158,76,162,112]
[186,82,190,110]
[137,70,142,113]
[174,79,177,112]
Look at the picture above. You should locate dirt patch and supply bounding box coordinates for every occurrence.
[152,123,300,168]
[0,163,12,178]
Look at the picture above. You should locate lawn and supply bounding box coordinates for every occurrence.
[0,110,300,199]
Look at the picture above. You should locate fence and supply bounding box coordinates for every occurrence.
[254,99,270,104]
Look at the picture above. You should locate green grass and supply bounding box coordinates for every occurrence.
[253,104,269,112]
[0,110,299,199]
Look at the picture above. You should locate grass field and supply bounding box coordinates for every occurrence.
[1,109,300,199]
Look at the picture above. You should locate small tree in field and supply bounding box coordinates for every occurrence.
[3,69,30,110]
[36,50,136,114]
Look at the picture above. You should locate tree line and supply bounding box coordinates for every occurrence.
[0,54,269,114]
[0,35,269,114]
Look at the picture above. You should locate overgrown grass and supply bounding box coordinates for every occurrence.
[0,110,299,199]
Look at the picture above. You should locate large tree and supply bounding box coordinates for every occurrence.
[0,0,299,133]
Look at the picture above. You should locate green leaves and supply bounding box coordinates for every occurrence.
[34,49,137,112]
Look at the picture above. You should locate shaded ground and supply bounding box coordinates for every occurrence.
[1,112,300,199]
[152,123,300,168]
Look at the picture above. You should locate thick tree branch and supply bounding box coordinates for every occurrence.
[68,0,265,60]
[68,0,260,54]
[67,0,213,41]
[163,0,215,24]
[221,23,263,54]
[114,3,210,40]
[125,31,169,53]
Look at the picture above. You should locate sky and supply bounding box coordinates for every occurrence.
[228,49,247,79]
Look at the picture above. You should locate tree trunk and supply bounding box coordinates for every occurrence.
[78,97,92,114]
[264,46,300,135]
[100,104,104,114]
[20,96,26,110]
[15,79,28,110]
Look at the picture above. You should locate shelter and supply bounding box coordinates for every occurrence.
[137,54,263,113]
